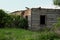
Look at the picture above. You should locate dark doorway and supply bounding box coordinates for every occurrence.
[40,15,45,25]
[25,16,28,19]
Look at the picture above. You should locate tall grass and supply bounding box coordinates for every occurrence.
[0,28,60,40]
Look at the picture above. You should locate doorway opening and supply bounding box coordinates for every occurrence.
[40,15,45,25]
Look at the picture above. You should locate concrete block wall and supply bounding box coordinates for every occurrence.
[29,8,60,31]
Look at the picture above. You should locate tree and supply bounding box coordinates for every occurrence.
[0,9,8,28]
[0,9,28,29]
[53,0,60,6]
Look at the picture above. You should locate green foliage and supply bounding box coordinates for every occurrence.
[51,17,60,36]
[14,16,28,29]
[0,9,28,29]
[52,17,60,30]
[0,9,14,28]
[0,28,60,40]
[53,0,60,6]
[0,9,8,28]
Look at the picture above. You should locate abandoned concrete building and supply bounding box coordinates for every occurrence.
[10,7,31,19]
[28,7,60,31]
[10,7,60,31]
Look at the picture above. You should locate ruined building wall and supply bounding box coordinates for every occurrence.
[29,8,60,31]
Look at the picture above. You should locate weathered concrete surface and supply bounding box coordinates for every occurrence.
[29,8,60,31]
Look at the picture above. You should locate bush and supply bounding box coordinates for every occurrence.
[14,16,28,29]
[0,9,28,29]
[51,17,60,36]
[0,9,8,28]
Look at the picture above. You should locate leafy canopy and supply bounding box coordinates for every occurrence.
[53,0,60,6]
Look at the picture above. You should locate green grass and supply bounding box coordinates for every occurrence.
[0,28,60,40]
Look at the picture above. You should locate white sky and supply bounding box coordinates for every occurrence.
[0,0,60,12]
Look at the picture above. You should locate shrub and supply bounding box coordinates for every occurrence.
[14,16,28,29]
[0,9,28,29]
[0,9,8,28]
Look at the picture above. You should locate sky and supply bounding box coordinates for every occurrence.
[0,0,60,12]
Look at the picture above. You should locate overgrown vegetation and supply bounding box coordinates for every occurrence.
[0,9,60,40]
[53,0,60,6]
[0,9,28,29]
[0,28,60,40]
